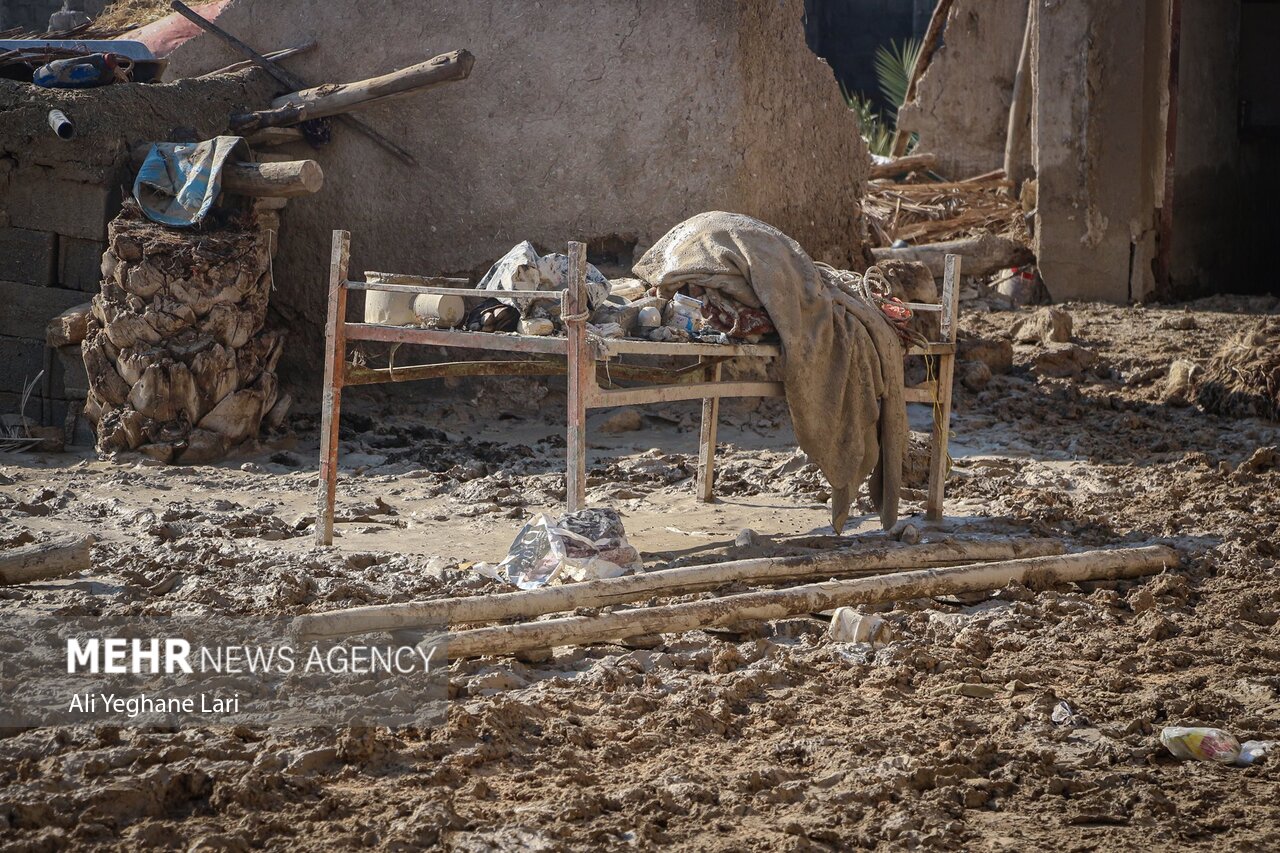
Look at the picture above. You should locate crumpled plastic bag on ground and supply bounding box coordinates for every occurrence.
[476,241,610,315]
[497,507,642,589]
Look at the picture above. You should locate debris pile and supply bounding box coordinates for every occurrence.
[864,172,1029,248]
[1194,317,1280,421]
[82,203,287,462]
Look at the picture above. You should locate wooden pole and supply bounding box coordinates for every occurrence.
[426,546,1178,659]
[0,534,94,585]
[1002,0,1036,192]
[890,0,956,157]
[315,231,350,546]
[269,50,474,118]
[696,357,722,503]
[169,0,416,166]
[564,241,590,514]
[221,159,323,198]
[926,254,961,521]
[292,538,1066,640]
[868,152,937,181]
[870,234,1032,279]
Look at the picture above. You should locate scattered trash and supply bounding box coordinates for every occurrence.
[33,52,134,88]
[1050,700,1088,727]
[497,508,643,589]
[667,293,704,334]
[47,108,74,140]
[477,241,609,314]
[1238,740,1275,766]
[1160,727,1241,764]
[828,608,890,644]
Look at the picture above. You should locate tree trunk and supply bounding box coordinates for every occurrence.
[871,234,1034,278]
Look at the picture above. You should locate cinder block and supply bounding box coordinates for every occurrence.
[0,334,54,396]
[55,344,89,399]
[58,235,107,292]
[0,227,57,286]
[6,167,120,241]
[0,281,90,342]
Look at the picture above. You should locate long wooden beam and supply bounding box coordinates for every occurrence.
[424,546,1179,659]
[291,539,1066,640]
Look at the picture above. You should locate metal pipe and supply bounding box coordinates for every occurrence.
[47,109,74,140]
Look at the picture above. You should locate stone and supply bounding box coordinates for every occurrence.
[1011,307,1073,344]
[598,408,643,433]
[958,336,1014,374]
[1162,359,1200,406]
[1033,342,1097,378]
[960,360,992,392]
[734,528,760,547]
[46,302,93,348]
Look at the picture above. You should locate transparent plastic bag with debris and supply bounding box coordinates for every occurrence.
[493,508,643,589]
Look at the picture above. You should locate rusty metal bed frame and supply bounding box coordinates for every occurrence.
[316,230,961,546]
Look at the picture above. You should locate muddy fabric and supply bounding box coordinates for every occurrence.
[633,211,905,531]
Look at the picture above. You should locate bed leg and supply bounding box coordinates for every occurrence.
[926,253,961,522]
[317,230,350,546]
[565,241,589,514]
[697,358,722,503]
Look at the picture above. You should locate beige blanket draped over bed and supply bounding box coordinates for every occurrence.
[633,212,906,532]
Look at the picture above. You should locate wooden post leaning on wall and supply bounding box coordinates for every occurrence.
[316,231,351,546]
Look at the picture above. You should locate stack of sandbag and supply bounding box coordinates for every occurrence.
[81,204,288,463]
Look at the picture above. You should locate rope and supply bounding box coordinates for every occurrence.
[816,263,925,348]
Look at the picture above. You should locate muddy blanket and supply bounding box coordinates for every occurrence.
[633,212,905,531]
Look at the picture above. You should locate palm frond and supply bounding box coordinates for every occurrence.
[874,37,922,120]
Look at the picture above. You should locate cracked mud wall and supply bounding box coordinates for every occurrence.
[166,0,869,384]
[895,0,1027,179]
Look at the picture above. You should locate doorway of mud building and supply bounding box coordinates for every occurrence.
[1237,0,1280,295]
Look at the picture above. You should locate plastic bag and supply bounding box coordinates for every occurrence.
[476,241,610,315]
[497,508,643,589]
[1160,727,1242,764]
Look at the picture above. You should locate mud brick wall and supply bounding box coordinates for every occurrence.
[0,164,112,431]
[0,71,276,438]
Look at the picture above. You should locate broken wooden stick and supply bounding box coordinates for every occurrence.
[869,152,937,181]
[424,545,1177,659]
[872,233,1034,279]
[272,50,474,118]
[221,159,324,197]
[293,539,1065,641]
[0,534,95,585]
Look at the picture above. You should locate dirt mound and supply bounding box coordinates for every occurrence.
[1195,317,1280,421]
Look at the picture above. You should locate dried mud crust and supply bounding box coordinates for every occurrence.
[0,298,1278,850]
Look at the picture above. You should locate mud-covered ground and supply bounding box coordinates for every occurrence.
[1,298,1278,851]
